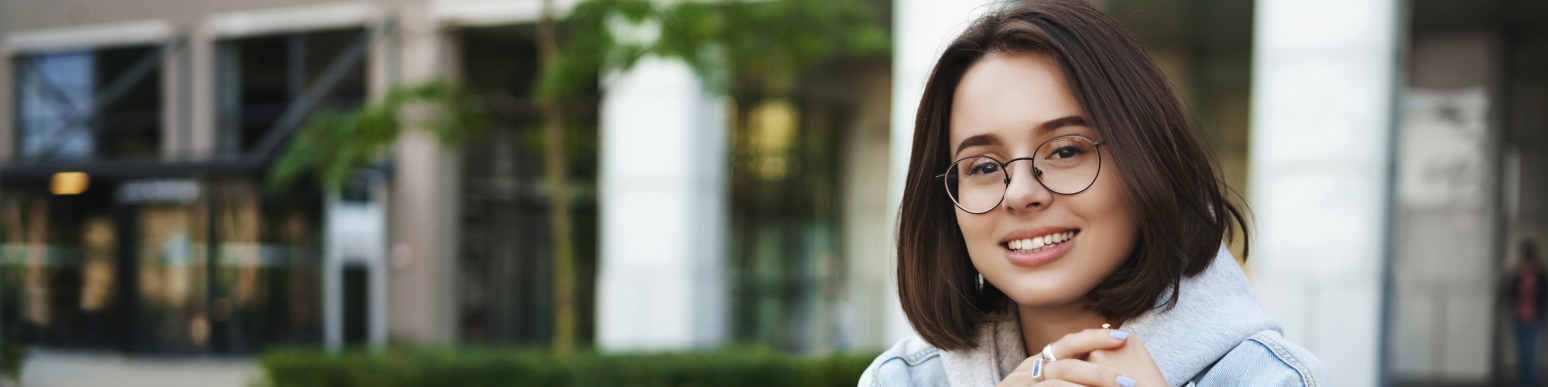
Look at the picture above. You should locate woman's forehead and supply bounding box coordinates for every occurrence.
[949,53,1087,147]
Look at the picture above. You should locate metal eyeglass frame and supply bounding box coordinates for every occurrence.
[935,134,1107,214]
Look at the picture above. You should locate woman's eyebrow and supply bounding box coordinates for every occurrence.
[954,134,1002,156]
[952,117,1086,156]
[1036,116,1089,134]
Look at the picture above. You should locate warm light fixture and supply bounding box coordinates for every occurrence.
[51,172,89,195]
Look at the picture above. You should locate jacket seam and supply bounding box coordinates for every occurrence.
[902,348,941,365]
[870,348,942,387]
[873,348,943,369]
[1248,333,1317,387]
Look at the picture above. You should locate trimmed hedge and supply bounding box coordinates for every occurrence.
[259,346,879,387]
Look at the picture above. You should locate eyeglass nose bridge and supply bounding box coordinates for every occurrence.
[999,157,1045,188]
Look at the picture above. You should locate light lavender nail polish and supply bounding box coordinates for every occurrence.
[1110,330,1129,340]
[1117,375,1136,387]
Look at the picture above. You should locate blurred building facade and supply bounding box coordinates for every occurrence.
[0,0,1546,386]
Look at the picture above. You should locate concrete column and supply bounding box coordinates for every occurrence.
[161,30,193,160]
[887,0,996,346]
[386,3,461,344]
[840,69,894,350]
[187,26,217,159]
[0,43,12,162]
[595,57,728,351]
[1248,0,1399,385]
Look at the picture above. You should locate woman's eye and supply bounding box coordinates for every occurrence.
[1051,146,1085,159]
[968,162,1000,175]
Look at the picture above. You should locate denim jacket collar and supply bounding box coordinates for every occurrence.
[939,245,1282,387]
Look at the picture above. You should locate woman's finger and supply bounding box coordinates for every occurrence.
[1048,329,1129,360]
[1043,359,1135,387]
[1030,379,1087,387]
[997,357,1044,387]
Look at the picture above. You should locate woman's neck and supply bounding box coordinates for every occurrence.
[1017,298,1110,356]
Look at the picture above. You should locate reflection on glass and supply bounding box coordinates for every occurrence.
[210,178,323,351]
[135,202,208,352]
[2,184,118,348]
[80,216,114,313]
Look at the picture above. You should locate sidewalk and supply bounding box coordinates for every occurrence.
[16,350,260,387]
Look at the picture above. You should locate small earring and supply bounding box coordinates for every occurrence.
[976,273,985,291]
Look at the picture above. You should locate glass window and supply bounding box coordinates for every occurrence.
[454,24,600,345]
[12,46,162,161]
[217,29,366,155]
[0,181,120,349]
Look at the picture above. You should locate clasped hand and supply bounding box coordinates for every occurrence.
[997,329,1167,387]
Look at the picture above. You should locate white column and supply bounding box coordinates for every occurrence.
[888,0,996,346]
[1248,1,1399,386]
[596,57,728,351]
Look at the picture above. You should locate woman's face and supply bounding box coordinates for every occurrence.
[948,53,1138,308]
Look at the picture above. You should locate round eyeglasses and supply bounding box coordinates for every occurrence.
[938,134,1107,214]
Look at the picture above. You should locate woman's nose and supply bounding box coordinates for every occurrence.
[1002,161,1053,212]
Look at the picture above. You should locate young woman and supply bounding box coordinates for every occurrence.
[859,1,1327,386]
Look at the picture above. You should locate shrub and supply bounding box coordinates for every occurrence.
[259,346,877,387]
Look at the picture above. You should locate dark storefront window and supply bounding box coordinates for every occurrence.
[455,25,600,346]
[0,181,119,349]
[728,97,849,354]
[207,179,324,352]
[726,62,890,354]
[217,29,366,155]
[128,187,210,353]
[13,46,163,161]
[0,178,324,354]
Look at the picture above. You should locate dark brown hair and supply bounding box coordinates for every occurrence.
[895,0,1250,351]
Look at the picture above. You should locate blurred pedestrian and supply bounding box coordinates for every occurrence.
[858,1,1326,386]
[1509,240,1547,387]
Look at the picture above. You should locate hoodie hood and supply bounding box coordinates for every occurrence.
[939,245,1282,387]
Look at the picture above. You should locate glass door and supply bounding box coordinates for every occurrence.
[130,200,209,353]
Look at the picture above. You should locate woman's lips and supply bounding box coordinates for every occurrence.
[1002,230,1078,267]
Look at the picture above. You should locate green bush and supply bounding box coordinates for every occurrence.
[2,339,23,382]
[259,346,877,387]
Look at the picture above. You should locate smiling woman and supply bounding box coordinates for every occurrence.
[860,1,1328,387]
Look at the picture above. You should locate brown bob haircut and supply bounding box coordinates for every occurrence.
[896,0,1250,351]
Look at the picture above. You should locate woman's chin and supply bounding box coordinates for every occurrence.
[997,282,1087,308]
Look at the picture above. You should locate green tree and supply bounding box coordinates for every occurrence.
[273,0,888,354]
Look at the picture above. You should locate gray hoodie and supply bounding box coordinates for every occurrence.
[859,246,1329,387]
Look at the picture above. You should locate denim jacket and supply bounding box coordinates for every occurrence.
[858,246,1328,387]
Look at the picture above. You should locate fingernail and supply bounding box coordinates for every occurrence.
[1110,330,1129,340]
[1117,375,1136,387]
[1031,358,1043,377]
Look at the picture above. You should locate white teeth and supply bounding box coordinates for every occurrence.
[1008,231,1078,252]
